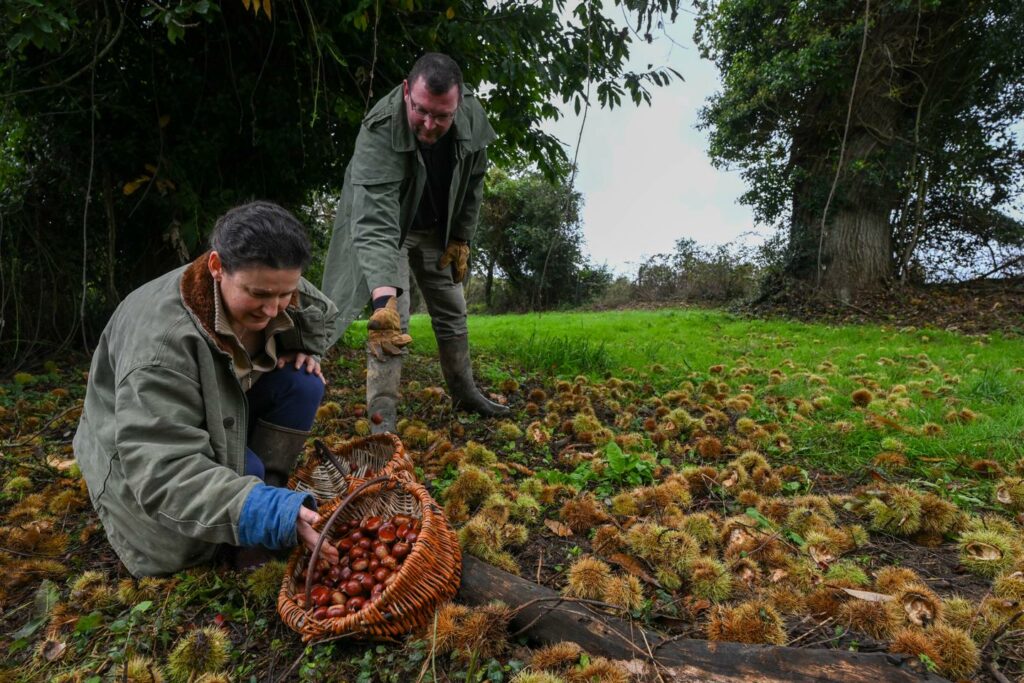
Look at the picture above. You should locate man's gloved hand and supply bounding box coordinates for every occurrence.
[438,239,470,283]
[367,297,412,361]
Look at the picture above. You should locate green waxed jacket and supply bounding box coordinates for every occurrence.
[321,83,497,342]
[73,254,338,576]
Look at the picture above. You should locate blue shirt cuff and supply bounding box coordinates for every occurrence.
[238,484,315,549]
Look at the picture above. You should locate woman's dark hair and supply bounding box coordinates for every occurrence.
[210,201,312,272]
[408,53,463,99]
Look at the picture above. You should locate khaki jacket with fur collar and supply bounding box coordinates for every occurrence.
[73,253,338,576]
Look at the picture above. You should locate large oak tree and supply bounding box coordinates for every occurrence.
[694,0,1024,300]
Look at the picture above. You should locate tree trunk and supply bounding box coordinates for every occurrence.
[457,556,948,683]
[101,166,121,304]
[485,255,494,309]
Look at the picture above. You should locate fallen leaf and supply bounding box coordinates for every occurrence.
[40,639,66,662]
[46,457,77,471]
[840,588,894,602]
[543,519,573,537]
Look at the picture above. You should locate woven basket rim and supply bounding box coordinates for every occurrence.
[289,433,414,502]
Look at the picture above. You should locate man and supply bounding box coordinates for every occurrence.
[322,53,509,432]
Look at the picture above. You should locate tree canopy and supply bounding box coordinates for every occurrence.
[0,0,680,366]
[695,0,1024,297]
[475,166,611,311]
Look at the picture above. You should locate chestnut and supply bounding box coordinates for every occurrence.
[357,538,372,550]
[391,514,411,527]
[377,523,397,543]
[311,585,331,607]
[342,580,364,597]
[347,597,365,613]
[391,541,410,559]
[326,605,346,619]
[396,523,411,540]
[327,566,343,583]
[340,566,353,581]
[360,516,382,534]
[351,559,369,573]
[371,582,385,598]
[404,531,419,544]
[359,573,375,593]
[313,606,329,620]
[331,590,346,605]
[349,531,365,543]
[381,555,399,570]
[373,567,391,583]
[373,544,391,561]
[349,546,368,560]
[369,558,381,571]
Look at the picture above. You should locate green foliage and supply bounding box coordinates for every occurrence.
[694,0,1024,288]
[535,441,654,496]
[601,441,655,491]
[629,237,763,304]
[0,0,680,367]
[475,166,612,311]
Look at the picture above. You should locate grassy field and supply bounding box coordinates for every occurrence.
[2,307,1023,682]
[401,308,1024,472]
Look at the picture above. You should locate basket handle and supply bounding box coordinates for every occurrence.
[313,439,349,478]
[304,475,399,607]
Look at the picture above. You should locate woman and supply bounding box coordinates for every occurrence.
[75,201,340,576]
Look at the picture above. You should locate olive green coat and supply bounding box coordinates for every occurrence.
[321,83,497,342]
[73,254,338,576]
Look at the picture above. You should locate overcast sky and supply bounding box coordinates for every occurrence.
[541,8,766,276]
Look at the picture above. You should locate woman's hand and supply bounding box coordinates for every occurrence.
[296,506,339,564]
[278,352,326,384]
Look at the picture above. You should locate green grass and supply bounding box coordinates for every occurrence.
[400,308,1024,470]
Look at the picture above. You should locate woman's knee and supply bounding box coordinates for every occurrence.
[281,365,325,406]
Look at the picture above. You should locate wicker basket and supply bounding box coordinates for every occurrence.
[289,434,413,502]
[277,476,462,642]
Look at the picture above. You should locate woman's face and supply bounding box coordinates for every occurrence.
[208,252,301,334]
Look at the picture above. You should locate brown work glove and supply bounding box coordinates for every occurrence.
[367,297,412,361]
[438,239,470,283]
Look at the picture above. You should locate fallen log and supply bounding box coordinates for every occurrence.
[456,555,949,683]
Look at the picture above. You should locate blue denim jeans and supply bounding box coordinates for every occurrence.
[243,364,324,479]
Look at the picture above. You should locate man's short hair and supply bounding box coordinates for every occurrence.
[408,53,463,99]
[210,200,311,273]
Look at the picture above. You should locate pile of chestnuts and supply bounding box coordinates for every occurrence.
[295,513,421,620]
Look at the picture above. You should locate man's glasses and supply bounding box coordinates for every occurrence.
[408,95,457,124]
